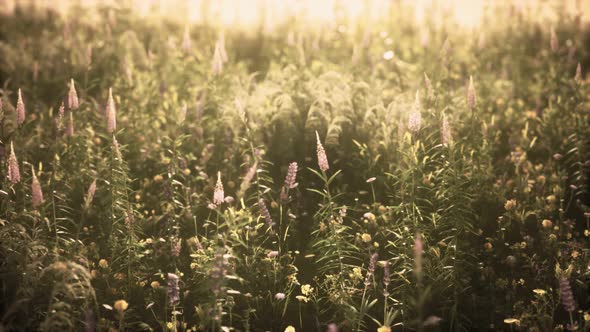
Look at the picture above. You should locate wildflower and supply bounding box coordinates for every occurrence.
[559,277,576,312]
[361,233,372,243]
[84,179,97,210]
[31,166,43,208]
[366,177,376,183]
[408,90,422,132]
[441,114,452,146]
[377,326,391,332]
[546,195,557,204]
[326,323,338,332]
[213,172,224,205]
[68,78,79,110]
[504,199,517,211]
[542,219,553,229]
[167,273,180,306]
[467,76,476,109]
[301,284,314,296]
[150,281,160,289]
[414,232,423,276]
[212,42,224,75]
[113,300,128,314]
[98,259,108,268]
[113,136,123,161]
[16,88,25,125]
[363,212,376,221]
[284,162,298,189]
[58,101,65,117]
[533,289,546,296]
[575,62,582,82]
[274,292,285,300]
[315,131,329,172]
[267,251,279,258]
[295,295,308,302]
[284,326,296,332]
[179,102,187,123]
[383,262,390,297]
[7,142,20,184]
[364,253,379,286]
[171,238,182,257]
[550,28,559,52]
[105,87,116,133]
[423,316,442,326]
[259,198,275,231]
[66,112,74,137]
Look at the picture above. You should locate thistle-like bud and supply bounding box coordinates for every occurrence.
[284,162,298,189]
[105,88,116,133]
[559,277,576,313]
[31,166,44,208]
[84,179,97,210]
[66,112,74,137]
[7,142,20,184]
[467,76,476,109]
[167,273,180,306]
[441,114,452,146]
[16,88,25,125]
[213,171,224,205]
[550,28,559,53]
[575,62,582,82]
[315,131,329,172]
[68,78,79,110]
[408,90,422,133]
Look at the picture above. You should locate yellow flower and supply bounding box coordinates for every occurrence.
[377,326,391,332]
[153,174,164,182]
[504,199,517,211]
[584,312,590,321]
[301,284,314,296]
[361,233,372,243]
[533,289,546,296]
[151,281,160,289]
[295,295,309,302]
[546,195,557,204]
[114,300,128,313]
[284,326,296,332]
[98,259,109,268]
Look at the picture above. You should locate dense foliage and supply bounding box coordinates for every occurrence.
[0,3,589,331]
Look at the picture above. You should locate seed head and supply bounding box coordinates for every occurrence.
[16,88,25,125]
[259,198,275,231]
[84,179,97,210]
[68,78,79,110]
[7,142,20,184]
[315,131,329,172]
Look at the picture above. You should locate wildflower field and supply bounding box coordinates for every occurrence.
[0,1,589,331]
